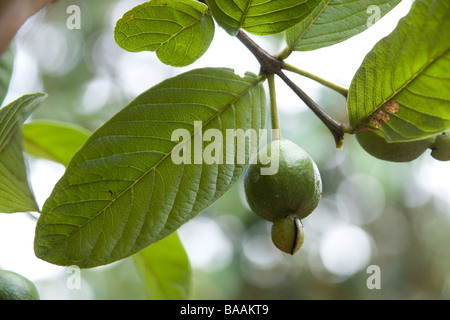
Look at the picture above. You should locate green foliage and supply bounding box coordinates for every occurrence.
[0,47,14,105]
[114,0,215,67]
[206,0,318,36]
[21,116,190,299]
[34,68,266,268]
[133,232,191,300]
[23,120,91,167]
[0,93,47,213]
[285,0,401,52]
[347,0,450,142]
[0,0,448,300]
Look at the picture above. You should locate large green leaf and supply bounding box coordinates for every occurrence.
[23,120,191,298]
[23,120,91,167]
[133,232,191,300]
[114,0,215,67]
[0,46,14,106]
[347,0,450,142]
[0,93,47,213]
[34,68,266,268]
[206,0,320,36]
[284,0,401,52]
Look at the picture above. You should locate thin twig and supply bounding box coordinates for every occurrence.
[276,70,344,147]
[235,29,283,75]
[235,29,344,147]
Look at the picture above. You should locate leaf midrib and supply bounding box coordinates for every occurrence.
[155,10,207,53]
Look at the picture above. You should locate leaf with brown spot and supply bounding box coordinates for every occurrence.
[348,0,450,142]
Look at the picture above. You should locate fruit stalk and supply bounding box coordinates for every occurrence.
[267,74,281,140]
[282,62,348,98]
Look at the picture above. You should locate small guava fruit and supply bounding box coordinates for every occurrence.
[244,139,322,222]
[430,131,450,161]
[356,130,433,162]
[0,270,40,300]
[271,215,304,255]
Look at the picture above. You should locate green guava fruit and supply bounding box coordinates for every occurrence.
[271,215,304,255]
[0,270,40,300]
[430,131,450,161]
[244,139,322,222]
[356,130,433,162]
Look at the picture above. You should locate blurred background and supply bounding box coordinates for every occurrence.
[0,0,449,299]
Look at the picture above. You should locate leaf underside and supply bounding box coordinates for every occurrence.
[347,0,450,142]
[23,120,91,168]
[114,0,215,67]
[133,232,191,300]
[0,93,47,213]
[285,0,401,52]
[0,46,14,106]
[206,0,318,36]
[34,68,266,268]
